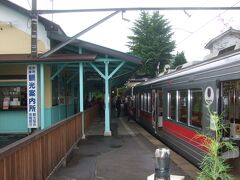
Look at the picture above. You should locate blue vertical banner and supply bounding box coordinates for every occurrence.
[27,65,38,128]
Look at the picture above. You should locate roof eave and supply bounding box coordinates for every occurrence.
[0,54,97,63]
[48,32,143,65]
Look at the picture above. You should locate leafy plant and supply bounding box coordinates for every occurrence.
[196,105,236,180]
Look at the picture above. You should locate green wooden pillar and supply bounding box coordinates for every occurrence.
[89,60,125,136]
[79,62,85,139]
[40,64,45,129]
[104,61,111,136]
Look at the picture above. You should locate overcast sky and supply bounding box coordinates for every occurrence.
[9,0,240,62]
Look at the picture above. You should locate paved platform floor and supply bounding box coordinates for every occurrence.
[49,117,199,180]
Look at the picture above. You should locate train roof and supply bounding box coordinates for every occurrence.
[136,49,240,87]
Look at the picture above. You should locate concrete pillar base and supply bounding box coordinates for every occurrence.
[104,131,112,136]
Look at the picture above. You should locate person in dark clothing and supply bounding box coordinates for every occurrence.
[116,96,122,117]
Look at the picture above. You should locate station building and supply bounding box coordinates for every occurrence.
[0,1,142,135]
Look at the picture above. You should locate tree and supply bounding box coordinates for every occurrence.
[127,11,175,77]
[172,51,187,68]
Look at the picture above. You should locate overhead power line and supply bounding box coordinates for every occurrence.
[26,0,31,9]
[37,6,240,14]
[177,0,240,45]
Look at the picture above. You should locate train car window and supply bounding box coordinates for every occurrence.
[190,89,202,128]
[222,80,240,138]
[168,91,176,120]
[144,93,147,111]
[141,94,144,110]
[158,90,163,116]
[179,90,188,124]
[148,92,151,112]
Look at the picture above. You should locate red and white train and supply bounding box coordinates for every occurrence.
[132,50,240,166]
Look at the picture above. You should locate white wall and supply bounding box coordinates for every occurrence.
[0,3,50,50]
[204,34,240,60]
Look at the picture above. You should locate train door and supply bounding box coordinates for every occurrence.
[156,89,163,131]
[136,93,141,121]
[151,90,157,132]
[152,90,163,132]
[221,80,240,139]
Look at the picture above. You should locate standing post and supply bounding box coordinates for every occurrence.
[104,61,111,136]
[79,62,85,139]
[40,64,45,129]
[31,0,38,58]
[154,148,170,180]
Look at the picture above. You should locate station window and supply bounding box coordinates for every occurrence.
[168,91,176,120]
[0,86,27,110]
[52,76,59,106]
[190,89,202,128]
[178,90,188,124]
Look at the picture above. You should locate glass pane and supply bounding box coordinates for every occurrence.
[144,93,147,111]
[52,76,58,106]
[0,86,27,110]
[148,93,151,112]
[222,80,240,137]
[169,91,176,120]
[179,90,188,123]
[158,90,163,116]
[191,90,202,128]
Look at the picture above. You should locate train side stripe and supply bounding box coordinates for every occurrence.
[163,120,208,152]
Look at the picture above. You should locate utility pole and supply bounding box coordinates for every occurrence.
[31,0,38,57]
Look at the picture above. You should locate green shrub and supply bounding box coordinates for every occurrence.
[197,105,236,180]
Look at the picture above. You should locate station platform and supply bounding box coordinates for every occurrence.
[49,116,199,180]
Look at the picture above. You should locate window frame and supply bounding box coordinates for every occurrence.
[178,90,189,124]
[168,90,177,121]
[140,93,144,110]
[168,88,203,129]
[148,92,151,112]
[190,89,203,128]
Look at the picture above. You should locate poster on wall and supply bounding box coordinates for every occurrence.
[27,65,38,128]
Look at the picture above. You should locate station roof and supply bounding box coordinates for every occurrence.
[47,32,143,89]
[48,32,142,65]
[0,0,143,89]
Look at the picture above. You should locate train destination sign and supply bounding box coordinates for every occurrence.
[204,86,214,105]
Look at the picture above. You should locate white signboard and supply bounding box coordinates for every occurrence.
[27,65,38,128]
[204,86,214,105]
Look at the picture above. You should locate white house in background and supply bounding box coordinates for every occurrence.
[204,28,240,60]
